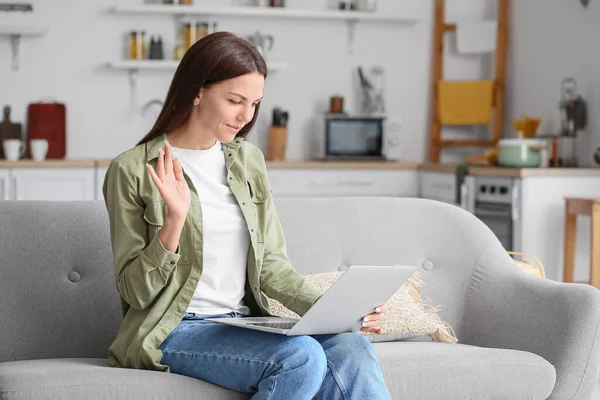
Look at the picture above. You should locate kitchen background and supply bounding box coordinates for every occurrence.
[2,0,599,165]
[1,0,600,287]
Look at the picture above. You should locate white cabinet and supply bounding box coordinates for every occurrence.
[96,167,108,201]
[267,169,419,198]
[10,168,95,201]
[0,169,10,200]
[0,166,419,201]
[419,171,457,204]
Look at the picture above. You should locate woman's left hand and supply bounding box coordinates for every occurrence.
[360,304,387,334]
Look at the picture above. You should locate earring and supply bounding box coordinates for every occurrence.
[193,100,199,106]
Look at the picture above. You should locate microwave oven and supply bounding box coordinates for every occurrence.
[321,115,401,160]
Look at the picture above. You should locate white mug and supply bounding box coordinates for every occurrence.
[30,139,49,161]
[2,139,26,161]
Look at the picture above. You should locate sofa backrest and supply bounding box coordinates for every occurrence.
[0,201,121,363]
[0,197,500,362]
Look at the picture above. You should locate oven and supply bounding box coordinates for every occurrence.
[462,176,521,251]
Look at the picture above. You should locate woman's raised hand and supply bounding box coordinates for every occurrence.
[147,142,191,221]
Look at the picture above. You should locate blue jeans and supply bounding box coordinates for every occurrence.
[158,312,392,400]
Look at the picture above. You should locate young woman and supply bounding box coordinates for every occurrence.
[103,31,391,400]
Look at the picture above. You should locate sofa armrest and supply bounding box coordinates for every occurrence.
[462,249,600,400]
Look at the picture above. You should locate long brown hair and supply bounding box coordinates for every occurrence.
[138,31,267,146]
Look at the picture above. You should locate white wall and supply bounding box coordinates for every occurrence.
[2,0,597,165]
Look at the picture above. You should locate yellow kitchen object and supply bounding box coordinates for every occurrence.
[438,80,495,125]
[513,116,541,138]
[485,147,499,164]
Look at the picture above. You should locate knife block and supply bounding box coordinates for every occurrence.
[267,126,287,161]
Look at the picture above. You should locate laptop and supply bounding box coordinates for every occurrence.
[206,265,418,336]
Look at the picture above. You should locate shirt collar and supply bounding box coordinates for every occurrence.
[145,133,244,162]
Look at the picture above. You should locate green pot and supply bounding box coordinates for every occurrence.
[498,139,544,168]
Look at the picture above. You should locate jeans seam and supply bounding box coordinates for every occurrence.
[326,359,350,400]
[161,349,282,371]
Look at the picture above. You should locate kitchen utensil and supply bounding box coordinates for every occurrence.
[30,139,49,161]
[0,105,22,159]
[560,78,587,136]
[330,96,344,113]
[26,101,66,159]
[245,30,274,57]
[370,66,385,114]
[3,139,26,161]
[268,107,288,160]
[512,116,541,139]
[358,66,376,114]
[497,138,544,168]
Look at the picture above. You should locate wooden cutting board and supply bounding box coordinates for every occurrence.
[27,102,66,159]
[0,106,23,160]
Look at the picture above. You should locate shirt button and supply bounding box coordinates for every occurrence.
[229,176,233,180]
[170,260,176,265]
[228,153,232,157]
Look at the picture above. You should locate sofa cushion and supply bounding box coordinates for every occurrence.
[374,342,556,400]
[0,358,249,400]
[0,343,556,400]
[266,271,458,343]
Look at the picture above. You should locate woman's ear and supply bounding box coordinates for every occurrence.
[193,90,203,106]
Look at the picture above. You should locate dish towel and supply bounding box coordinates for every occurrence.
[438,80,495,125]
[456,20,498,54]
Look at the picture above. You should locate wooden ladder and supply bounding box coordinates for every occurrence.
[429,0,510,163]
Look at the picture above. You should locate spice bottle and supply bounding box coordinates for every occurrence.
[129,31,147,60]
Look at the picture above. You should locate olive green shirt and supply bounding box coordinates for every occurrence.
[102,133,323,371]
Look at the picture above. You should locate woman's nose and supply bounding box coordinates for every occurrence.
[238,105,253,123]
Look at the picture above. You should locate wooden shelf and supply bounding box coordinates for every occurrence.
[107,60,289,72]
[108,5,420,23]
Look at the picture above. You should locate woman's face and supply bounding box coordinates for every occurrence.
[193,72,265,143]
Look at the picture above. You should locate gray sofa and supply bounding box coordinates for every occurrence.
[1,198,599,400]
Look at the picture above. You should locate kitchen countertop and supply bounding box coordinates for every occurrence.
[1,159,599,176]
[0,160,96,168]
[25,159,422,170]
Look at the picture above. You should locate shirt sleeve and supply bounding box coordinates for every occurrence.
[102,160,180,312]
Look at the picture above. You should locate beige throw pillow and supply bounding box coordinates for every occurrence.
[265,270,458,343]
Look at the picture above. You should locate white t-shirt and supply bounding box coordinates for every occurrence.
[172,140,251,316]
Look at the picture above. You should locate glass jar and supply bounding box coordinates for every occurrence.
[184,22,197,50]
[129,31,147,60]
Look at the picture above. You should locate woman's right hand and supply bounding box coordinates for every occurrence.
[147,142,191,221]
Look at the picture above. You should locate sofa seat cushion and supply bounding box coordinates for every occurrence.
[0,358,249,400]
[373,342,556,400]
[1,343,556,400]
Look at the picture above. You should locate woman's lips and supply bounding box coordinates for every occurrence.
[226,124,241,133]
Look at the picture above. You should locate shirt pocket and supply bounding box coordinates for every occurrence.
[247,175,273,243]
[247,175,273,204]
[143,200,190,265]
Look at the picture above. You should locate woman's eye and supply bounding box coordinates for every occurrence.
[229,100,242,105]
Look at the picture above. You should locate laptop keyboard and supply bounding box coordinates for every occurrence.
[248,322,297,330]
